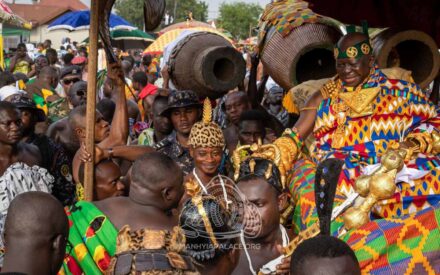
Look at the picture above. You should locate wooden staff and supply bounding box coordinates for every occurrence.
[84,0,100,201]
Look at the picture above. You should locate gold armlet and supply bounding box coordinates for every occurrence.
[430,131,440,154]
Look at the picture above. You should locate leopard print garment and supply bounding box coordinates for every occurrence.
[188,122,225,148]
[106,225,199,275]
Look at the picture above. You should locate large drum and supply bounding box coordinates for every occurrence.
[260,22,343,90]
[168,31,246,99]
[371,29,440,89]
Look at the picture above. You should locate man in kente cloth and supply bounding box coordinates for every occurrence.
[62,152,198,274]
[268,27,440,273]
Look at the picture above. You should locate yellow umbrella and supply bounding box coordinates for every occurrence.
[143,27,233,55]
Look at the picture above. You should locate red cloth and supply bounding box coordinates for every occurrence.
[138,83,158,100]
[72,56,87,65]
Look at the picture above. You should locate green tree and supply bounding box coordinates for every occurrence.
[218,2,263,40]
[165,0,208,23]
[114,0,145,30]
[114,0,208,30]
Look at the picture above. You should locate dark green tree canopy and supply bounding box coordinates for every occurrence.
[218,2,263,40]
[115,0,208,30]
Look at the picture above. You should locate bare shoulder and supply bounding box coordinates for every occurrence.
[47,117,68,138]
[18,142,42,166]
[94,197,129,219]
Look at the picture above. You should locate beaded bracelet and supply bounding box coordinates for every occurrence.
[283,127,304,150]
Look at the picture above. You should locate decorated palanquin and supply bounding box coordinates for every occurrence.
[286,66,440,274]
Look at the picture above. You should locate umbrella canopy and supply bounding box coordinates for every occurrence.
[159,20,213,35]
[144,27,232,55]
[48,10,136,32]
[83,29,155,51]
[0,0,31,29]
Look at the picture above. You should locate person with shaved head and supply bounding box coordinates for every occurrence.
[2,192,68,275]
[61,152,197,274]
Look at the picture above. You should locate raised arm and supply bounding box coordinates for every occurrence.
[79,144,155,163]
[99,62,128,148]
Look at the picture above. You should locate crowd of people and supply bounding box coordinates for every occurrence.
[0,26,438,275]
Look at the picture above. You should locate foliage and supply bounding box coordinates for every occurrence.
[217,2,263,40]
[115,0,208,30]
[114,0,145,30]
[165,0,208,23]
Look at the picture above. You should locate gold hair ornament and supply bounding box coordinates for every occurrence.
[232,139,282,184]
[191,195,219,248]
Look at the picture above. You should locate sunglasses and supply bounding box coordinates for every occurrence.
[63,78,80,85]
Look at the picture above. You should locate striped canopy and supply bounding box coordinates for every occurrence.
[144,27,233,55]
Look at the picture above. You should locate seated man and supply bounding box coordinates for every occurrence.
[2,192,68,275]
[233,156,293,275]
[62,153,196,274]
[270,30,440,273]
[290,235,360,275]
[156,90,202,175]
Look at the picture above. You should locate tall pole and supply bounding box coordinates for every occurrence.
[84,0,100,201]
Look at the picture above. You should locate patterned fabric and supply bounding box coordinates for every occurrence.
[60,201,117,275]
[32,88,54,115]
[47,97,70,123]
[312,68,440,216]
[342,204,440,275]
[157,131,193,175]
[288,68,440,273]
[0,162,53,266]
[258,0,318,38]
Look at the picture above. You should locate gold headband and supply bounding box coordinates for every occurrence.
[232,139,283,186]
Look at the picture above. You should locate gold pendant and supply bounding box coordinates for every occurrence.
[339,87,380,116]
[332,124,346,149]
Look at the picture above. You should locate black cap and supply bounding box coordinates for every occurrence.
[60,65,82,79]
[160,90,202,116]
[8,94,46,122]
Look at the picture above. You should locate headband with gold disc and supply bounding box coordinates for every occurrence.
[334,22,373,60]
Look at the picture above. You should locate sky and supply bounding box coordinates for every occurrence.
[78,0,269,20]
[7,0,269,20]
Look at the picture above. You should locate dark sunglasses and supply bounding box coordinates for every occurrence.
[63,78,80,85]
